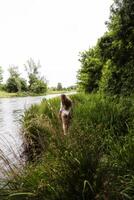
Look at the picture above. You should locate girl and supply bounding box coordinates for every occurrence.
[59,94,72,135]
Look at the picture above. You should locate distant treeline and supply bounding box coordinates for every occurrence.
[0,58,47,94]
[77,0,134,96]
[49,83,76,92]
[0,58,76,94]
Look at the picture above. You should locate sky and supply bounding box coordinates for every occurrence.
[0,0,113,87]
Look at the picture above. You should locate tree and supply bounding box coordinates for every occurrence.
[25,58,47,93]
[30,79,47,94]
[77,0,134,96]
[8,66,20,78]
[6,66,21,92]
[25,58,40,87]
[6,66,27,93]
[0,66,3,84]
[20,78,28,92]
[77,47,103,93]
[57,82,62,90]
[6,77,21,92]
[98,0,134,96]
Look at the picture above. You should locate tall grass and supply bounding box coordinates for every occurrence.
[1,93,134,199]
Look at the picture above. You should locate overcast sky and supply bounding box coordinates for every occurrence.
[0,0,113,87]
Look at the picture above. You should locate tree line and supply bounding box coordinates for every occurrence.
[50,83,76,91]
[77,0,134,96]
[0,58,47,94]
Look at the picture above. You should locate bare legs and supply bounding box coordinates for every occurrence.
[61,113,70,135]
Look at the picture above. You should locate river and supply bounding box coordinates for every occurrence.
[0,93,66,167]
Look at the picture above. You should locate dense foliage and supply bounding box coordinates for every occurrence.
[78,0,134,96]
[6,66,27,92]
[77,47,103,92]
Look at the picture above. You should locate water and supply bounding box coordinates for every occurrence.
[0,93,63,160]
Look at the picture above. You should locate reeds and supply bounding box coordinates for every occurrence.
[1,93,134,199]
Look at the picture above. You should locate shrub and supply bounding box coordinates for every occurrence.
[30,79,47,94]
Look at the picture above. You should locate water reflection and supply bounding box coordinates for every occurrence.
[0,93,67,157]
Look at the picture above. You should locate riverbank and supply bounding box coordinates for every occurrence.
[1,93,134,199]
[0,90,75,98]
[0,90,17,97]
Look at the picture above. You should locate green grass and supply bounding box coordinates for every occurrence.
[0,91,17,97]
[0,90,46,98]
[0,90,75,98]
[47,89,76,94]
[1,93,134,199]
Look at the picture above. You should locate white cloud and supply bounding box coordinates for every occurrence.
[0,0,113,87]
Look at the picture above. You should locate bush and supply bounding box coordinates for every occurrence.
[30,79,47,94]
[6,77,28,93]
